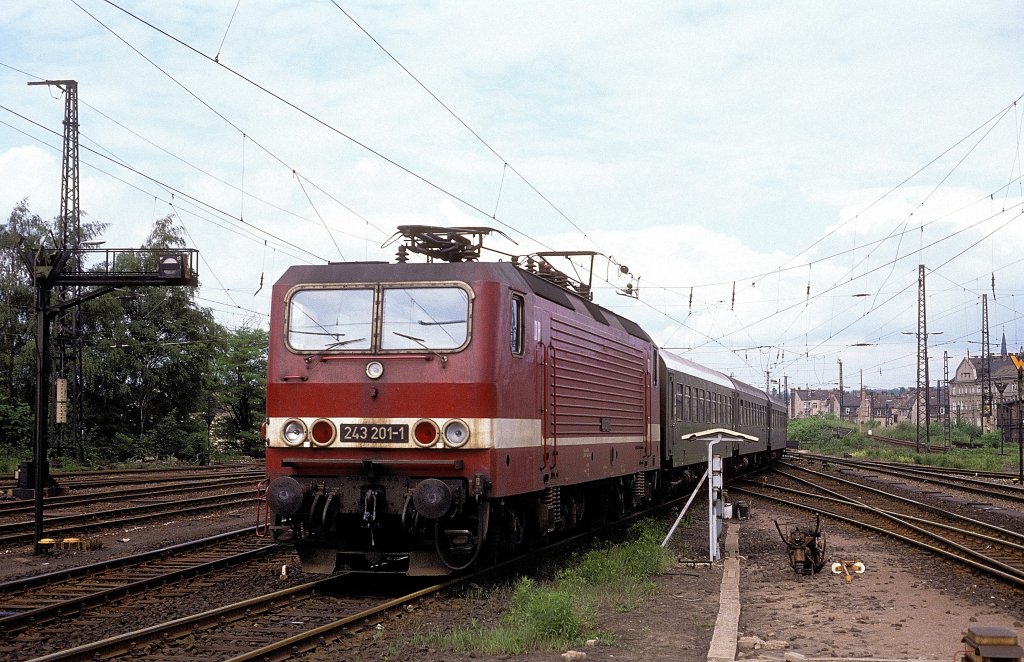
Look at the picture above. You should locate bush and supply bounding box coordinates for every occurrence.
[788,415,850,446]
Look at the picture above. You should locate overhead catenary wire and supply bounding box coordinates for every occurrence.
[62,4,390,244]
[6,7,1015,389]
[0,114,308,264]
[49,6,1024,362]
[294,172,345,261]
[92,0,545,250]
[213,0,243,63]
[67,96,374,243]
[328,2,601,250]
[0,102,330,263]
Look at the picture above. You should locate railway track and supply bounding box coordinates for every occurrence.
[0,528,278,634]
[790,452,1024,505]
[4,477,710,660]
[20,574,441,662]
[733,462,1024,589]
[0,464,263,493]
[0,474,264,517]
[0,489,255,548]
[866,432,952,452]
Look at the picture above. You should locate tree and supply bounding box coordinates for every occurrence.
[1,203,266,466]
[78,215,218,462]
[0,199,47,450]
[211,326,268,457]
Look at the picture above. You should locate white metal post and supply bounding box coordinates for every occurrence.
[707,436,721,562]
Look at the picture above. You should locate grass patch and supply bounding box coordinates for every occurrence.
[414,519,673,656]
[790,414,1018,472]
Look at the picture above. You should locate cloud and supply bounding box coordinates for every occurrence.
[0,145,60,221]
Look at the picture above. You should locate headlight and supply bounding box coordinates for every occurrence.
[443,420,470,447]
[366,361,384,379]
[283,419,307,446]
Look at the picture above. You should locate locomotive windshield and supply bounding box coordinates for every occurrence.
[381,287,469,350]
[286,285,470,352]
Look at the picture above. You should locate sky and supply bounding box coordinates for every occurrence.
[1,1,1022,393]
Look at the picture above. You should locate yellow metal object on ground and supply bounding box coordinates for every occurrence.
[830,559,865,583]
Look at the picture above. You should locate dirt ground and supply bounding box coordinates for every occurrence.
[2,497,1022,661]
[0,503,255,580]
[337,499,1024,662]
[736,501,1024,661]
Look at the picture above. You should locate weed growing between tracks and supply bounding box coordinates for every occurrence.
[411,520,674,656]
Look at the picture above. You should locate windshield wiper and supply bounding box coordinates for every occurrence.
[392,331,447,367]
[303,337,367,365]
[324,337,366,348]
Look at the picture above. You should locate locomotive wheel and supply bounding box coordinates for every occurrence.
[502,504,526,548]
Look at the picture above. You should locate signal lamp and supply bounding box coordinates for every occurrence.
[413,420,439,447]
[310,419,335,446]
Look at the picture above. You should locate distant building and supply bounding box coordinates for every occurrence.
[789,338,1022,436]
[790,389,839,419]
[789,388,860,422]
[855,390,915,428]
[790,386,924,429]
[907,386,949,427]
[949,345,1022,432]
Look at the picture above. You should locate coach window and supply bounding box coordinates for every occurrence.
[510,294,525,356]
[674,383,684,421]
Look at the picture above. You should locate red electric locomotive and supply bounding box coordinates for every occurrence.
[260,227,662,575]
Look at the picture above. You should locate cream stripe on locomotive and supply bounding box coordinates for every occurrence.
[266,417,660,450]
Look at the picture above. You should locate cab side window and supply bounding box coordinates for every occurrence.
[510,294,525,356]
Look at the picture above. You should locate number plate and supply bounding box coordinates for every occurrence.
[339,424,409,443]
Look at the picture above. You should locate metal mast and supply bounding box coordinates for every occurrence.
[915,265,930,452]
[58,81,79,248]
[943,350,951,449]
[28,80,83,459]
[837,359,844,420]
[981,294,992,430]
